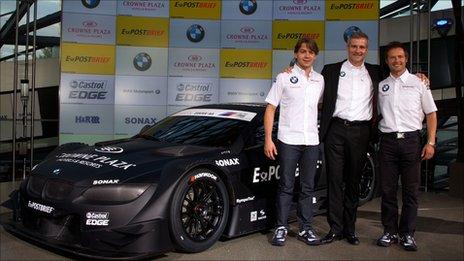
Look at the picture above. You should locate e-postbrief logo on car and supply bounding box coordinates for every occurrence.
[174,82,214,103]
[81,0,100,9]
[133,52,152,71]
[239,0,258,15]
[186,24,205,43]
[68,79,108,101]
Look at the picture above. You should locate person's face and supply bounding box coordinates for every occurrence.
[347,37,368,65]
[386,47,407,75]
[294,43,316,70]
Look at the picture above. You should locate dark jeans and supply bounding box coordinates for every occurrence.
[379,131,421,236]
[275,140,319,231]
[324,119,370,235]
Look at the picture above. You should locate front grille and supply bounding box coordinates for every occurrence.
[44,179,74,201]
[27,176,46,197]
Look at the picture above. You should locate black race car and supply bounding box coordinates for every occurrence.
[1,104,378,259]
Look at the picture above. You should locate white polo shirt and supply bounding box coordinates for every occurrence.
[332,60,373,121]
[265,65,324,145]
[378,69,437,133]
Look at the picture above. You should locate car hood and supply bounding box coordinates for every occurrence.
[31,138,221,185]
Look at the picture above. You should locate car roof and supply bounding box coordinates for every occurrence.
[191,103,267,114]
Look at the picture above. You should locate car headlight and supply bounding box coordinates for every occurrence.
[81,184,151,204]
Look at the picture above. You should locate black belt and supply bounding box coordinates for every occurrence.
[381,130,420,139]
[333,117,370,127]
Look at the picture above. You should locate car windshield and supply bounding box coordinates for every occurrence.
[141,115,250,148]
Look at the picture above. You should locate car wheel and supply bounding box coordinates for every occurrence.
[169,169,229,253]
[358,151,378,206]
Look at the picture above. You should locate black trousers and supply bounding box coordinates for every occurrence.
[379,131,421,236]
[324,119,370,235]
[276,141,319,231]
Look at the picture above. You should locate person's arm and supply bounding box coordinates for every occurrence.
[421,111,437,160]
[264,104,278,160]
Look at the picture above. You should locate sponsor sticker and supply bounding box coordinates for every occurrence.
[253,166,299,183]
[174,108,257,122]
[236,196,255,204]
[382,84,390,92]
[94,146,124,154]
[191,172,218,182]
[250,209,267,222]
[85,211,110,226]
[215,158,240,167]
[56,153,136,170]
[27,201,54,214]
[93,179,119,185]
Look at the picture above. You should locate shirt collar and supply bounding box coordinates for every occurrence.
[389,69,410,83]
[294,63,313,78]
[345,59,365,70]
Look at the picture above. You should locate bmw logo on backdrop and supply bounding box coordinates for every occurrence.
[81,0,100,9]
[133,52,152,71]
[239,0,258,15]
[186,24,205,43]
[343,26,362,43]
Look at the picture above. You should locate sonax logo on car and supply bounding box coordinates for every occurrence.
[215,158,240,167]
[92,179,119,185]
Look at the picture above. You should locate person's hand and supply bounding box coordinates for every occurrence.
[421,143,435,160]
[264,139,278,160]
[282,66,293,74]
[415,73,430,87]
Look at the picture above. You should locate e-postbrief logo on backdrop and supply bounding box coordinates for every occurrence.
[170,0,220,19]
[81,0,100,9]
[272,21,324,50]
[326,0,379,20]
[186,24,205,43]
[239,0,258,15]
[133,52,152,71]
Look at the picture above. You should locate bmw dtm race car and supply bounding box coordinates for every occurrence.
[1,104,378,259]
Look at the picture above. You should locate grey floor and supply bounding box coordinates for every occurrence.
[1,181,462,260]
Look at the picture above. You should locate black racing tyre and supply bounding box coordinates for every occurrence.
[358,150,378,206]
[169,168,229,253]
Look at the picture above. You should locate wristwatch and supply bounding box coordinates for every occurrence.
[427,141,436,147]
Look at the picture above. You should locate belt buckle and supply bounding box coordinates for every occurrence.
[343,119,350,126]
[396,132,405,139]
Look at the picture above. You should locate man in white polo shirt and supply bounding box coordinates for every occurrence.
[376,41,437,251]
[264,37,324,246]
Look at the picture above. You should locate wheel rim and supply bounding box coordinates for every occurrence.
[359,153,374,201]
[180,179,224,241]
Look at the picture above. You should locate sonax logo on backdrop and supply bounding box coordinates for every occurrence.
[239,0,258,15]
[82,0,100,9]
[124,116,157,125]
[186,24,205,43]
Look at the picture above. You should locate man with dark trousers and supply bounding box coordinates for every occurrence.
[376,42,437,251]
[319,32,380,245]
[264,37,324,246]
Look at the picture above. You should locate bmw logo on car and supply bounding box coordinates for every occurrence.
[343,26,362,43]
[239,0,258,15]
[186,24,205,43]
[133,52,152,71]
[81,0,100,9]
